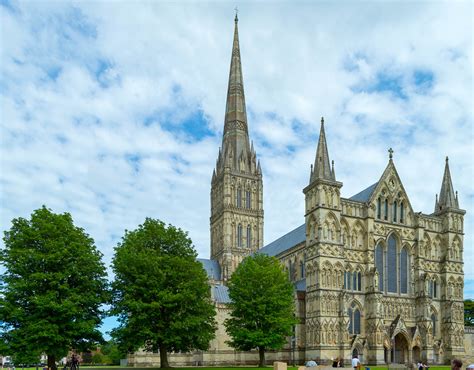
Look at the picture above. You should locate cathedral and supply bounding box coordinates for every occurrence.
[129,15,472,367]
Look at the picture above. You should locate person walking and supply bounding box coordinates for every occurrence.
[351,355,361,370]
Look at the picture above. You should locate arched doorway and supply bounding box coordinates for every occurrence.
[392,333,409,363]
[412,346,421,363]
[352,347,364,364]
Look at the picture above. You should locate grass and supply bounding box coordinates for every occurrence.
[9,367,453,370]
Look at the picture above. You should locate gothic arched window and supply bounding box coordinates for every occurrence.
[431,313,437,336]
[384,199,388,220]
[400,202,404,223]
[237,224,242,247]
[400,247,408,294]
[375,243,384,290]
[236,188,242,208]
[357,272,362,291]
[393,201,397,222]
[377,197,381,219]
[246,225,251,248]
[348,303,361,335]
[246,190,251,209]
[300,260,305,279]
[387,235,397,293]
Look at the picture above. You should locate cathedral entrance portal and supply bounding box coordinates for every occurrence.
[392,333,409,364]
[412,346,421,363]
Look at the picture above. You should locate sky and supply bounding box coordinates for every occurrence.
[1,1,473,338]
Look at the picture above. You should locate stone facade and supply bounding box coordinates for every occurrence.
[129,16,470,367]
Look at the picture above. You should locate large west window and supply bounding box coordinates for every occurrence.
[375,235,410,294]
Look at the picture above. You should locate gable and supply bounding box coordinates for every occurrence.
[368,160,415,225]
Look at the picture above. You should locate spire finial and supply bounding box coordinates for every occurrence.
[446,156,449,162]
[321,116,324,125]
[234,6,238,22]
[388,147,394,160]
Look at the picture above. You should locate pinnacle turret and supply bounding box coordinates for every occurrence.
[435,156,459,212]
[310,117,335,183]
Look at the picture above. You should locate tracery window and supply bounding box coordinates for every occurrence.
[348,302,361,335]
[387,235,397,293]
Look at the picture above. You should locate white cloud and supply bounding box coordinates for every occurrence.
[1,0,473,305]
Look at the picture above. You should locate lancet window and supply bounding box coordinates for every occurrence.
[246,225,251,248]
[348,302,361,335]
[237,224,242,247]
[236,188,242,208]
[344,271,362,291]
[246,190,251,209]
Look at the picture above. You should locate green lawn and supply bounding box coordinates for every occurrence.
[11,367,452,370]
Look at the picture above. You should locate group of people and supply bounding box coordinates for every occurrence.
[305,356,474,370]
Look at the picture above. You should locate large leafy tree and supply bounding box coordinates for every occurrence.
[225,254,298,367]
[465,299,474,326]
[0,206,109,370]
[111,218,216,368]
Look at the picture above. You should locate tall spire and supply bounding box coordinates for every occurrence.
[219,14,253,173]
[311,117,335,182]
[435,156,458,212]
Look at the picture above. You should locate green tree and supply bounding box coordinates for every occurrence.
[465,299,474,326]
[101,340,123,365]
[111,218,216,368]
[0,206,109,370]
[225,254,298,367]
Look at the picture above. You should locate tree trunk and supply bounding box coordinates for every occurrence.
[258,347,266,367]
[159,344,170,368]
[48,355,57,370]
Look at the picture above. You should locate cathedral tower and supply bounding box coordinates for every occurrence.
[210,15,263,281]
[433,157,465,359]
[303,118,346,360]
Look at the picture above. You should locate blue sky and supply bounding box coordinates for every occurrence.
[1,1,473,339]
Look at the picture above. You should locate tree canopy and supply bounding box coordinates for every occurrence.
[0,206,109,370]
[465,299,474,326]
[111,218,216,368]
[225,253,298,367]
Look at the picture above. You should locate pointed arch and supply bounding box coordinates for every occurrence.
[375,241,385,291]
[423,233,432,258]
[400,245,409,294]
[341,217,350,246]
[307,214,318,241]
[433,235,442,260]
[348,300,362,335]
[386,233,399,293]
[351,220,366,249]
